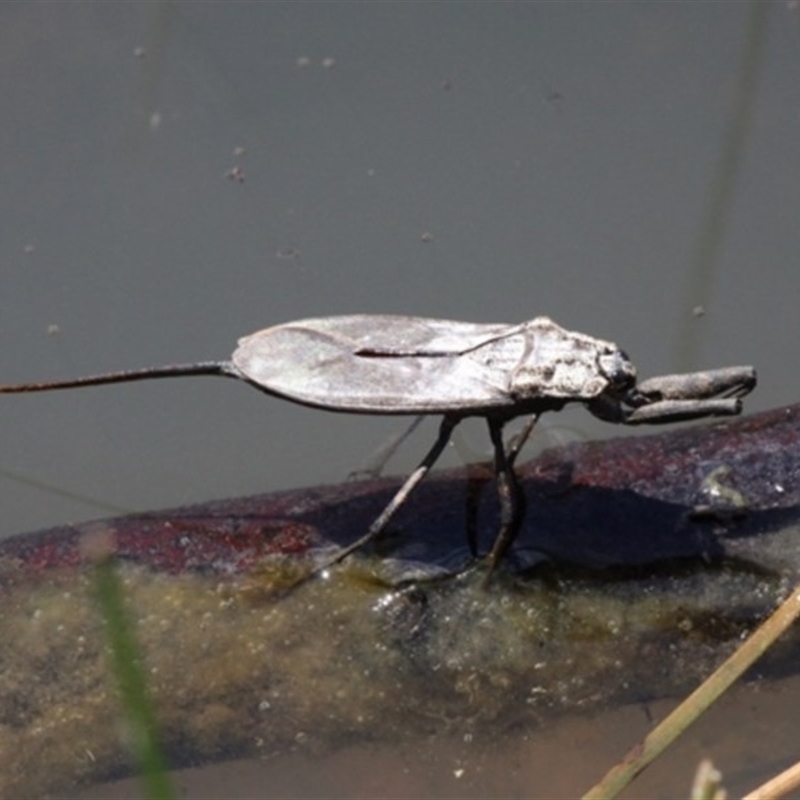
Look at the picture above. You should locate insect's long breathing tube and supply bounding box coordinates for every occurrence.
[0,362,236,393]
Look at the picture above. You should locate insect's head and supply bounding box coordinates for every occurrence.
[597,348,637,396]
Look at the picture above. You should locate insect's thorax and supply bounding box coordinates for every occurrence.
[469,317,628,402]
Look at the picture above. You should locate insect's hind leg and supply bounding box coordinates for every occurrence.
[483,417,528,584]
[347,415,425,481]
[318,415,459,570]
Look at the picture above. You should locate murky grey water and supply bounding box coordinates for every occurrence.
[72,676,800,800]
[2,3,800,798]
[4,555,798,800]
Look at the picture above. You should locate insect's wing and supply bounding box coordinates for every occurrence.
[231,315,520,414]
[299,314,516,356]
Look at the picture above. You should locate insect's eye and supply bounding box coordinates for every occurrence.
[599,350,636,390]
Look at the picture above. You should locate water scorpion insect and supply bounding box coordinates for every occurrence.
[0,315,756,576]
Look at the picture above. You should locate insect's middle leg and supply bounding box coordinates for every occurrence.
[507,413,540,468]
[465,414,539,557]
[320,415,459,569]
[484,417,527,581]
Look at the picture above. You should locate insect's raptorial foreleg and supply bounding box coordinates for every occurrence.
[319,415,459,569]
[634,367,756,403]
[623,398,742,425]
[589,365,756,425]
[483,418,526,583]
